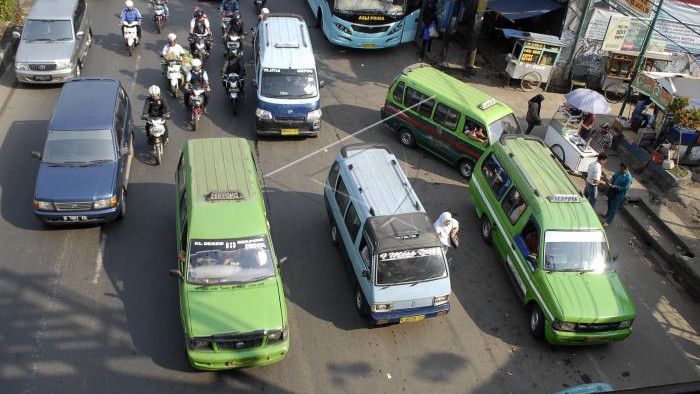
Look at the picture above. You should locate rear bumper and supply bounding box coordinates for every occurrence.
[16,67,76,84]
[546,325,632,345]
[187,339,289,370]
[369,302,450,325]
[34,207,120,225]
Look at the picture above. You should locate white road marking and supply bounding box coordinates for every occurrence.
[92,233,107,284]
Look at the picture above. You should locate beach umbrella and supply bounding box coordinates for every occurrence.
[564,88,611,114]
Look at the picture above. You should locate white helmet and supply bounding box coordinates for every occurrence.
[148,85,160,96]
[167,33,176,41]
[191,58,202,68]
[125,0,134,8]
[261,7,269,15]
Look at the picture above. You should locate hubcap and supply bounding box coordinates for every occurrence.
[530,310,538,331]
[482,221,489,237]
[400,132,412,145]
[461,162,472,177]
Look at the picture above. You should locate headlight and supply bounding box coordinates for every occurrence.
[33,200,54,210]
[267,325,288,343]
[306,109,322,122]
[333,22,351,35]
[15,62,29,70]
[552,320,576,332]
[371,303,392,312]
[433,294,450,306]
[618,320,633,329]
[55,59,72,70]
[255,108,273,120]
[387,22,403,36]
[93,196,118,209]
[187,338,212,350]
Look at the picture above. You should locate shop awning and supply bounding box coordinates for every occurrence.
[500,28,565,46]
[487,0,564,21]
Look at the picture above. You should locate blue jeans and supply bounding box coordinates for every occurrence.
[584,183,598,208]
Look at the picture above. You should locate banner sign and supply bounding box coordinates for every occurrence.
[631,73,674,111]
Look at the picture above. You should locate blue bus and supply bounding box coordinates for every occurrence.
[307,0,422,49]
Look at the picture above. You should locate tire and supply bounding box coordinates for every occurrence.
[116,188,127,220]
[330,221,339,247]
[398,128,416,147]
[480,215,492,245]
[232,97,238,115]
[191,113,198,131]
[550,144,565,163]
[156,20,162,34]
[528,304,545,340]
[128,45,133,57]
[154,143,163,165]
[604,83,627,103]
[355,285,368,317]
[315,9,322,28]
[458,159,474,179]
[520,72,542,92]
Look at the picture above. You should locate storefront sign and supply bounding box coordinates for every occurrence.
[622,0,652,17]
[601,15,650,52]
[631,73,674,111]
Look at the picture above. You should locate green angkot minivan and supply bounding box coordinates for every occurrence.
[170,138,289,370]
[469,135,636,345]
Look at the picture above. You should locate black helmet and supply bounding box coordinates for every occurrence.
[194,9,204,18]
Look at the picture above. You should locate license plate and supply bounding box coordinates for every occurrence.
[227,357,257,367]
[399,315,425,324]
[281,128,299,136]
[62,215,87,222]
[362,43,376,48]
[34,75,52,81]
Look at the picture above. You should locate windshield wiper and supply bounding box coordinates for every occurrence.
[27,38,52,42]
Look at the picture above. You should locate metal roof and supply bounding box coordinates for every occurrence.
[338,144,423,218]
[50,78,120,131]
[367,213,443,253]
[27,0,78,20]
[259,14,315,70]
[499,28,565,46]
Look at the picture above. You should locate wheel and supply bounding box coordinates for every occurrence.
[315,9,322,28]
[191,113,198,131]
[330,221,339,247]
[480,216,492,245]
[458,159,474,179]
[528,304,545,340]
[232,98,238,115]
[398,128,415,147]
[116,188,127,220]
[604,83,627,103]
[128,45,133,57]
[156,20,162,34]
[550,144,565,163]
[355,286,367,317]
[154,143,163,165]
[520,72,542,92]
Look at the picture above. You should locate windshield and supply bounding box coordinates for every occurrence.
[23,19,73,41]
[335,0,406,16]
[260,68,318,99]
[188,236,275,285]
[377,247,447,285]
[488,113,522,142]
[544,231,608,272]
[43,130,116,164]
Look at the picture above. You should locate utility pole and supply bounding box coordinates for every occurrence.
[619,0,665,116]
[464,0,487,72]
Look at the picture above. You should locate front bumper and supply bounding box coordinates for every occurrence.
[327,31,402,49]
[187,338,289,371]
[369,302,450,325]
[34,207,120,225]
[546,325,632,345]
[15,67,76,84]
[256,118,320,137]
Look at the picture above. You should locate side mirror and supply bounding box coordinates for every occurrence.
[361,269,370,279]
[12,31,21,41]
[30,151,42,159]
[251,80,257,88]
[76,31,84,38]
[319,80,326,88]
[168,269,183,279]
[120,146,130,156]
[178,250,186,263]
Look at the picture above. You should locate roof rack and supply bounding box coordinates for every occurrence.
[340,143,391,158]
[388,157,421,211]
[401,62,430,75]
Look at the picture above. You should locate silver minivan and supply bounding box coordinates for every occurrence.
[14,0,91,84]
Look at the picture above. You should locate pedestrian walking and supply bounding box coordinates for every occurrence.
[419,15,437,61]
[603,162,633,226]
[583,153,608,209]
[434,212,459,253]
[525,94,544,134]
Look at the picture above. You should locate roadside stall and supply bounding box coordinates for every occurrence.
[544,88,610,173]
[501,29,564,92]
[600,50,673,103]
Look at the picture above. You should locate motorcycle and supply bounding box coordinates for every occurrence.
[144,116,168,165]
[122,21,140,56]
[164,58,183,97]
[187,84,206,131]
[151,0,167,34]
[189,33,210,65]
[220,10,240,36]
[224,73,242,115]
[254,0,266,14]
[224,33,243,58]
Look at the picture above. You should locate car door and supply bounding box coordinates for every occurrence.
[403,87,440,153]
[479,154,512,260]
[432,102,465,164]
[499,186,532,300]
[356,231,374,303]
[114,90,129,188]
[342,203,364,280]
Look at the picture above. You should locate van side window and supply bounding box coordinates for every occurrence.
[392,81,405,104]
[335,176,350,214]
[514,218,539,271]
[404,87,434,117]
[433,103,460,131]
[73,0,86,33]
[327,162,340,189]
[481,155,511,200]
[358,234,372,268]
[502,187,527,224]
[177,154,185,196]
[344,203,362,242]
[179,196,188,252]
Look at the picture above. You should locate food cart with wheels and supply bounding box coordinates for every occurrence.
[544,106,600,173]
[501,29,564,92]
[600,50,673,103]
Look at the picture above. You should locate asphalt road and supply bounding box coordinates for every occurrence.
[0,0,698,393]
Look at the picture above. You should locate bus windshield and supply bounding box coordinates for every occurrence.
[335,0,406,16]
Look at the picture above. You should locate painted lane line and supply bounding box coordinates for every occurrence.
[92,233,107,284]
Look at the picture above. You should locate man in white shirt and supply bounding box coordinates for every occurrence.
[584,153,608,208]
[434,212,459,253]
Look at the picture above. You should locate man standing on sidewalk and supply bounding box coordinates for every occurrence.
[604,162,633,227]
[584,153,608,209]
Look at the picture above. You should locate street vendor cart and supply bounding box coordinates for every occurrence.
[600,50,673,103]
[501,29,564,92]
[544,106,600,173]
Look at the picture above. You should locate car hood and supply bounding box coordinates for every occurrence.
[35,162,117,201]
[185,278,284,337]
[16,40,75,63]
[373,276,451,304]
[542,272,636,323]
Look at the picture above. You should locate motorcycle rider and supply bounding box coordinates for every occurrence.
[258,7,269,24]
[185,58,210,112]
[189,8,212,54]
[142,85,170,144]
[219,0,239,13]
[221,50,245,96]
[151,0,169,19]
[160,33,187,76]
[120,0,143,43]
[225,10,245,36]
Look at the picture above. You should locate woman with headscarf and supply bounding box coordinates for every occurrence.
[434,212,459,252]
[525,94,544,135]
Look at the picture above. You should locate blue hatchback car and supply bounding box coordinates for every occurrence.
[32,78,134,225]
